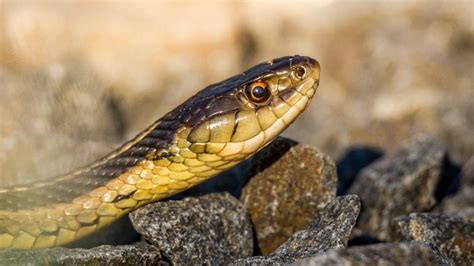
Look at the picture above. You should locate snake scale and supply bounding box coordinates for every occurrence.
[0,55,320,249]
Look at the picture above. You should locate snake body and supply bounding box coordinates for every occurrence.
[0,55,320,249]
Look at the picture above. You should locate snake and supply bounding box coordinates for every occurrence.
[0,55,320,249]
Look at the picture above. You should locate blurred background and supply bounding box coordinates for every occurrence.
[0,0,473,186]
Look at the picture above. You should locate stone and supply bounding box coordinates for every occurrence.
[335,147,384,195]
[240,137,337,254]
[438,156,474,221]
[0,243,164,265]
[296,242,453,266]
[440,207,474,222]
[395,212,474,265]
[234,195,360,265]
[129,193,253,265]
[348,137,446,240]
[234,256,285,265]
[273,195,360,257]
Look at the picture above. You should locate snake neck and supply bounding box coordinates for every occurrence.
[0,119,251,249]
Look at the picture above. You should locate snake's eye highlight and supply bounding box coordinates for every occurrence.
[293,66,306,80]
[245,81,271,104]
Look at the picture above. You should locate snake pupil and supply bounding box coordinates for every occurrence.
[252,86,266,99]
[245,81,270,104]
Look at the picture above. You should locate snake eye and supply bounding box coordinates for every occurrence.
[245,81,271,104]
[293,66,306,80]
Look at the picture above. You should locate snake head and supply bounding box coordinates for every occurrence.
[169,55,320,161]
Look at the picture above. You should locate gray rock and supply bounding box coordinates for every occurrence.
[395,213,474,265]
[0,243,164,265]
[129,192,253,265]
[234,195,360,265]
[273,195,360,257]
[234,256,286,265]
[349,137,446,240]
[296,242,453,266]
[438,156,474,221]
[241,137,337,254]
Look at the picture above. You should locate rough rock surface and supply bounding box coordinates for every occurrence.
[395,213,474,265]
[234,195,360,265]
[129,193,253,265]
[349,137,446,240]
[336,147,384,195]
[241,137,337,254]
[273,195,360,257]
[438,156,474,221]
[297,242,452,265]
[0,243,164,265]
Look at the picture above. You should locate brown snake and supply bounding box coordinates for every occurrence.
[0,55,320,249]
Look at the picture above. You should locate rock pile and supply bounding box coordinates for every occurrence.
[240,138,337,254]
[129,193,253,265]
[0,136,472,265]
[348,137,446,240]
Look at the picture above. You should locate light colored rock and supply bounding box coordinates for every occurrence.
[241,137,337,254]
[234,195,360,265]
[395,213,474,265]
